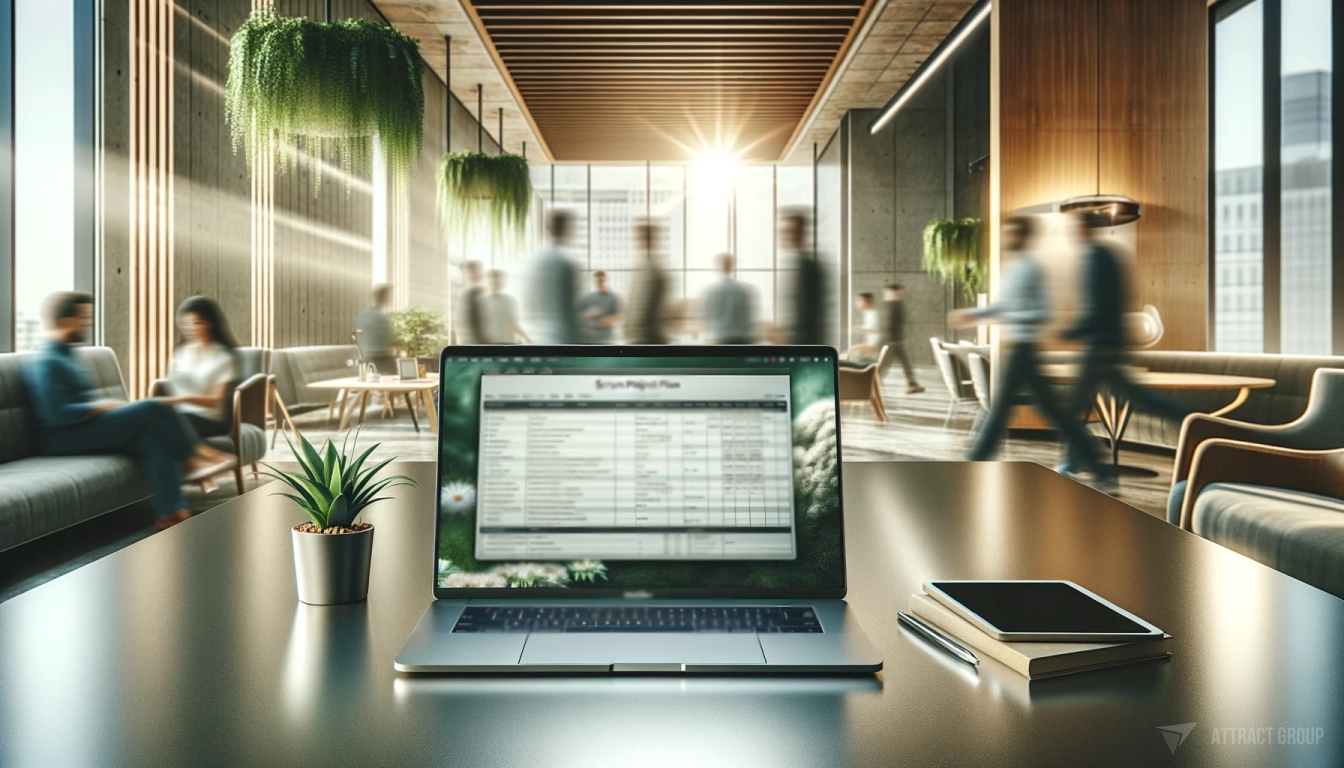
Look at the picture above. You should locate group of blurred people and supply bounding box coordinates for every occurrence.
[467,208,829,349]
[24,292,247,529]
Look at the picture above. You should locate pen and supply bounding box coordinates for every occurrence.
[898,611,980,666]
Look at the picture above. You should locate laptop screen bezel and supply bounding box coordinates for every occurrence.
[431,344,847,601]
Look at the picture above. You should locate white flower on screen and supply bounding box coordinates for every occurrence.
[440,482,476,514]
[437,559,461,578]
[495,563,569,587]
[444,571,508,588]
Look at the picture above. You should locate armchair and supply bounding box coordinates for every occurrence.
[838,345,890,421]
[149,373,269,493]
[1178,439,1344,599]
[1166,367,1344,525]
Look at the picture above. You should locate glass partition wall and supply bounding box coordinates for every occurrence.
[526,163,813,328]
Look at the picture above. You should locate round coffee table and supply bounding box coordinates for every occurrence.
[1041,368,1276,474]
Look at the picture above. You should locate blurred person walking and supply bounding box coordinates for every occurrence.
[160,296,240,438]
[480,269,530,344]
[700,253,758,344]
[881,284,924,394]
[625,220,669,345]
[578,270,622,344]
[355,284,396,373]
[781,210,825,345]
[950,218,1104,483]
[22,292,233,530]
[454,260,487,345]
[1058,213,1192,478]
[528,211,582,344]
[849,291,880,361]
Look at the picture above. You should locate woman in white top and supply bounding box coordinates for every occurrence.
[160,296,239,437]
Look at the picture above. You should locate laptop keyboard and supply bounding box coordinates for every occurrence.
[451,605,823,634]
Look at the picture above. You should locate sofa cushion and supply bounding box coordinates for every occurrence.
[0,455,149,552]
[1193,483,1344,600]
[204,424,267,465]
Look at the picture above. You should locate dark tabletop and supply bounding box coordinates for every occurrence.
[2,461,1341,767]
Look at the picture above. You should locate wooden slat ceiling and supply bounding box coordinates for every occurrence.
[465,1,871,162]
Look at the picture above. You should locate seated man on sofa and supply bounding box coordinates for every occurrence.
[22,292,233,530]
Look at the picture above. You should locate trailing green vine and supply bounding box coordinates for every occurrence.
[225,9,423,193]
[437,152,533,243]
[922,218,985,304]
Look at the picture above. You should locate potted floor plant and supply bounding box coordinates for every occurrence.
[438,151,533,242]
[263,432,416,605]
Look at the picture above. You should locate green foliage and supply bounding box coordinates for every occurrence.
[922,218,986,304]
[262,430,416,531]
[438,152,533,243]
[567,560,608,584]
[390,306,447,359]
[225,9,423,194]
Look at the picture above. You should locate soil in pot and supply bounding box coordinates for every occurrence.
[294,522,372,535]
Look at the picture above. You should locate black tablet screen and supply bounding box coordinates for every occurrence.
[932,582,1150,634]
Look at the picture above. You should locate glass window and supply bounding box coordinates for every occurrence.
[1214,0,1264,353]
[649,165,685,280]
[551,165,590,269]
[1280,0,1331,354]
[734,166,774,271]
[686,162,730,270]
[14,0,78,351]
[589,165,647,271]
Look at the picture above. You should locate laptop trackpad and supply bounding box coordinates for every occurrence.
[519,634,766,666]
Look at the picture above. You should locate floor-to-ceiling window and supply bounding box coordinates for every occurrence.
[1212,0,1265,353]
[12,0,93,352]
[1280,0,1331,354]
[526,162,811,332]
[1212,0,1337,354]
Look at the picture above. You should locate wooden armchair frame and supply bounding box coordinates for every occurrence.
[149,373,268,493]
[1178,439,1344,531]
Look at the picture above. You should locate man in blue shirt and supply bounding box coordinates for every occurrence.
[22,292,231,530]
[700,253,758,344]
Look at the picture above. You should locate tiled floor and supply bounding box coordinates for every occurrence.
[0,364,1175,603]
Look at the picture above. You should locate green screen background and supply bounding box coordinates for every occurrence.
[436,355,841,591]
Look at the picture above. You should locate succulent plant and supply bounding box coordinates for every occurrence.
[262,431,416,531]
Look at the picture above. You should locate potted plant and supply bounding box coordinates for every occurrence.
[437,151,533,242]
[922,217,986,305]
[262,433,416,605]
[390,306,447,359]
[225,9,424,194]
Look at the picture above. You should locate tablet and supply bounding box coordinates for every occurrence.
[923,580,1163,641]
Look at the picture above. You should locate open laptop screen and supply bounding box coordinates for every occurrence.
[435,348,843,596]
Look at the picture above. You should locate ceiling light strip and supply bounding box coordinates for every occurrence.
[868,0,990,135]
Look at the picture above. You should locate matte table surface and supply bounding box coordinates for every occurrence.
[2,462,1341,767]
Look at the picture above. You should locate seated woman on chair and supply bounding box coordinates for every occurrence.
[158,296,239,438]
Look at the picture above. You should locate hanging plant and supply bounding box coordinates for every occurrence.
[437,152,533,243]
[225,9,423,193]
[922,218,985,304]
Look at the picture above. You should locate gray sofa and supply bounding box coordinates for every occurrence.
[0,346,269,552]
[1040,350,1344,449]
[0,347,148,552]
[271,345,359,413]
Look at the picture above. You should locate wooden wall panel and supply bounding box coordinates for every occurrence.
[993,0,1208,351]
[1098,0,1208,351]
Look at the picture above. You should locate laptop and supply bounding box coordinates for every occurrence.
[394,345,882,674]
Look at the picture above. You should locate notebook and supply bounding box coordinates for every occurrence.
[908,593,1171,679]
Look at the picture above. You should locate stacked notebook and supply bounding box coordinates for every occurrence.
[908,592,1172,679]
